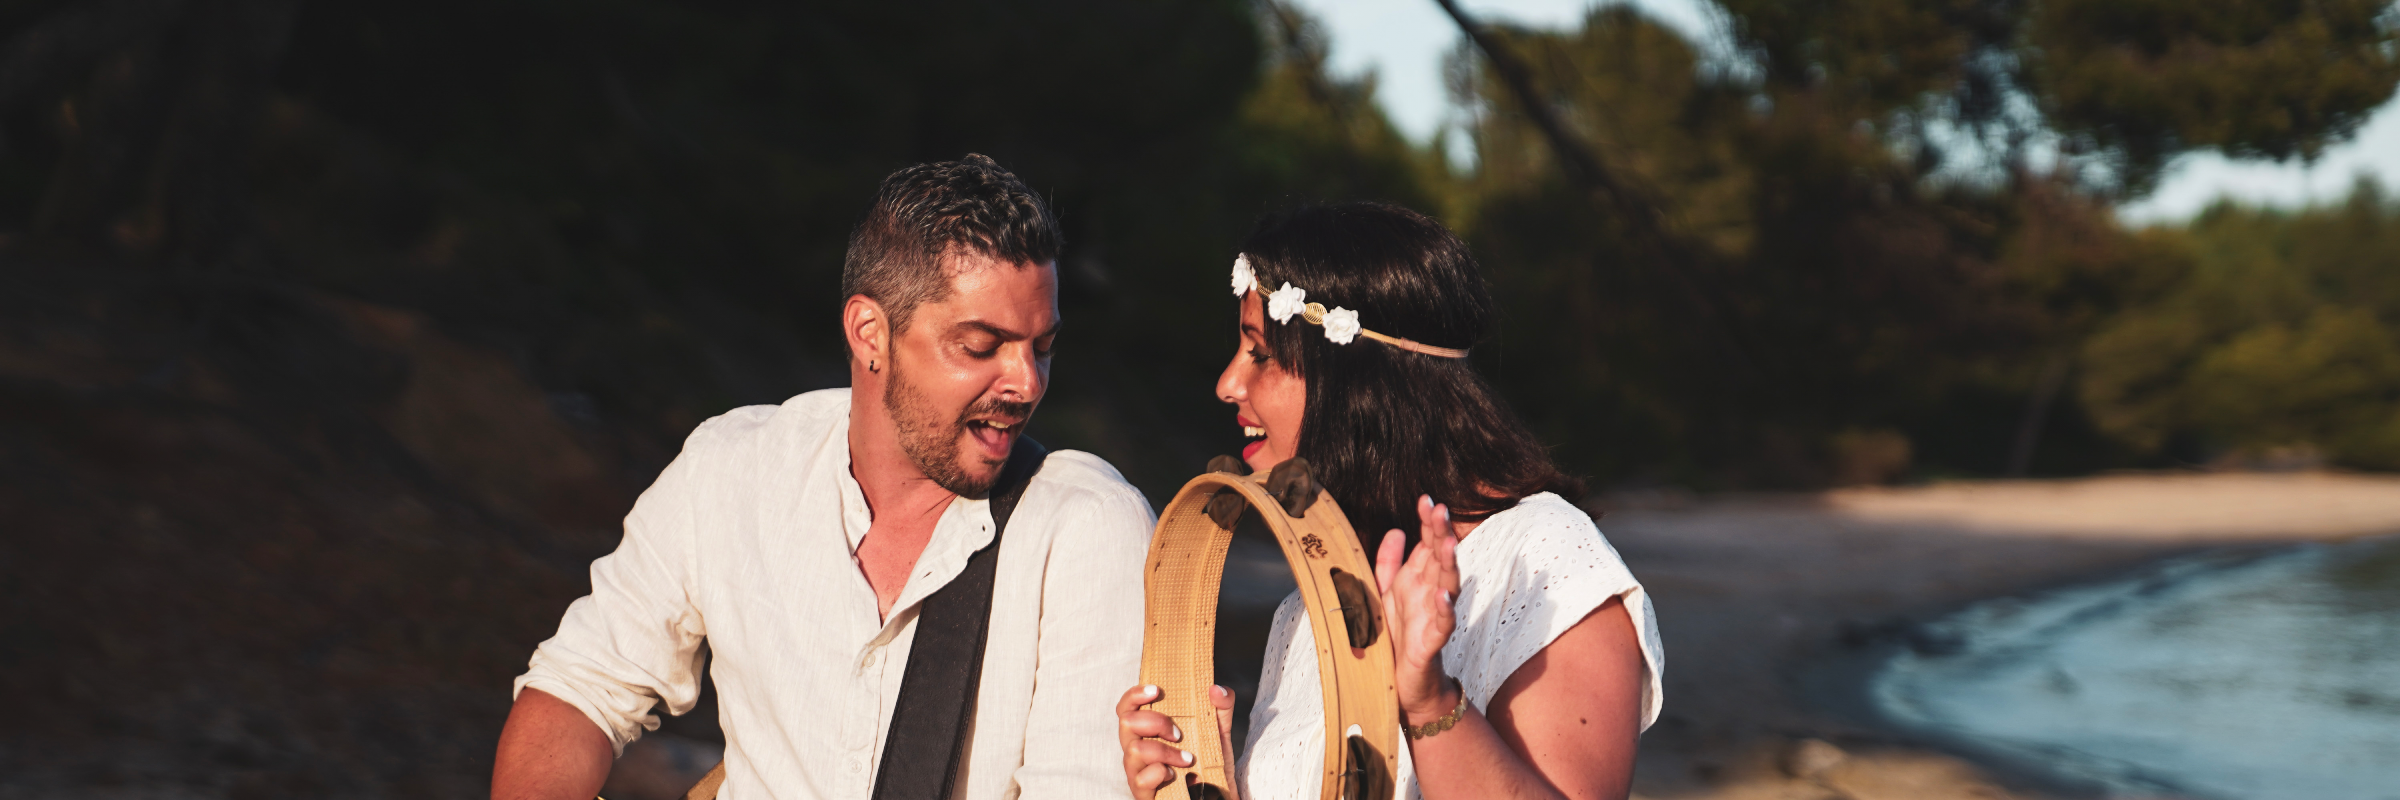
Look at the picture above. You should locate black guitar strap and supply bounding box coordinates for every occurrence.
[870,436,1049,800]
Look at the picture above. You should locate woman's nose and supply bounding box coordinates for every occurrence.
[1215,354,1245,404]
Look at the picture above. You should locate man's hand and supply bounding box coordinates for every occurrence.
[493,688,615,800]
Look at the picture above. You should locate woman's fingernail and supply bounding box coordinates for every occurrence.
[1142,684,1159,698]
[1180,750,1195,765]
[1170,723,1182,741]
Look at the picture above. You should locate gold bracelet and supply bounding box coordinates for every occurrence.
[1404,688,1470,740]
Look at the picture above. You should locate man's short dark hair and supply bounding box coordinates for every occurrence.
[842,154,1062,335]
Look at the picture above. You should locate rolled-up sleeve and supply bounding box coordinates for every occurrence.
[514,438,710,755]
[1013,481,1156,797]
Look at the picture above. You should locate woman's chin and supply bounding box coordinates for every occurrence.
[1241,440,1286,474]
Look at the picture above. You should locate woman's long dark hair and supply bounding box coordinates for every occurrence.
[1242,202,1583,544]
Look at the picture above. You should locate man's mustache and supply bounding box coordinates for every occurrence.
[956,397,1035,427]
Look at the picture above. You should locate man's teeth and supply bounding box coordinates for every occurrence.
[976,420,1012,430]
[1243,426,1266,438]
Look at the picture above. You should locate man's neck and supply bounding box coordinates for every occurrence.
[846,384,960,620]
[846,394,957,526]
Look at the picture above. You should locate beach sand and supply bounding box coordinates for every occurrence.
[1605,471,2400,800]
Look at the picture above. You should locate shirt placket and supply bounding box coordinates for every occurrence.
[848,633,893,794]
[831,486,994,797]
[833,468,880,795]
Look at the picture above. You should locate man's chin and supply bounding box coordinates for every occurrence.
[940,458,1007,498]
[931,433,1009,496]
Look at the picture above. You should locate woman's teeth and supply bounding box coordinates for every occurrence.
[1242,426,1266,438]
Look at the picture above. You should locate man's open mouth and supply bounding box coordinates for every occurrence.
[966,417,1022,455]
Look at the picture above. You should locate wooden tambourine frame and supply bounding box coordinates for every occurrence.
[1140,458,1397,800]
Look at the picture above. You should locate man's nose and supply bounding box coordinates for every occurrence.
[995,343,1044,402]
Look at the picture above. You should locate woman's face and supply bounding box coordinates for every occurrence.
[1217,292,1306,473]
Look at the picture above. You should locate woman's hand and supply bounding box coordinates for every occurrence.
[1376,495,1465,725]
[1115,683,1239,800]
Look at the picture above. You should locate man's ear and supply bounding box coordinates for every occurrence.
[843,295,889,367]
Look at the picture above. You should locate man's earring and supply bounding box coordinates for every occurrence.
[869,359,878,373]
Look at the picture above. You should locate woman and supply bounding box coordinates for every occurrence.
[1116,203,1663,800]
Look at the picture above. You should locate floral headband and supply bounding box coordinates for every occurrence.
[1230,255,1470,359]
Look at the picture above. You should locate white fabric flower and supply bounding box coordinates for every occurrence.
[1322,306,1361,344]
[1266,282,1307,323]
[1231,255,1258,296]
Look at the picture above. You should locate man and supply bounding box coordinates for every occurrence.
[492,155,1155,800]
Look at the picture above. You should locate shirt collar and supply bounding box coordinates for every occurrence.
[835,447,876,554]
[828,403,1001,619]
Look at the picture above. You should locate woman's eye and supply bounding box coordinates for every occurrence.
[1248,346,1270,365]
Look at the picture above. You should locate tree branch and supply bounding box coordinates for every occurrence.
[1431,0,1759,378]
[1262,1,1352,132]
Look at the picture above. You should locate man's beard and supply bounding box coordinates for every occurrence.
[883,357,1036,497]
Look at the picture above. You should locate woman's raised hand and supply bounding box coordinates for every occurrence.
[1376,495,1464,724]
[1115,683,1240,800]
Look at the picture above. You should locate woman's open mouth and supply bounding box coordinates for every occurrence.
[1238,415,1266,459]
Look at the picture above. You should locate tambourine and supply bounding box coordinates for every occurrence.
[1140,457,1397,800]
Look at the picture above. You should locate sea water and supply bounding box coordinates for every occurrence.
[1872,536,2400,800]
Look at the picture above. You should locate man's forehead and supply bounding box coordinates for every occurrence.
[915,255,1059,329]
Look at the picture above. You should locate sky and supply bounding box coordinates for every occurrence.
[1285,0,2400,224]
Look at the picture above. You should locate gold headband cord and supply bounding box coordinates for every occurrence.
[1236,254,1471,360]
[1295,302,1471,359]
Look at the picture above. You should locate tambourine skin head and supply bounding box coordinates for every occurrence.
[1140,467,1401,800]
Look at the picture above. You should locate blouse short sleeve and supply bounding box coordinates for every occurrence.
[1444,493,1664,730]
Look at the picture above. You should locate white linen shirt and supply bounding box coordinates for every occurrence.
[515,388,1156,800]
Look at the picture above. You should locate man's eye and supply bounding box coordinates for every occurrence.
[964,343,999,358]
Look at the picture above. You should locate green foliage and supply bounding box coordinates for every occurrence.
[2031,0,2400,193]
[1442,1,2400,484]
[6,0,2393,492]
[2081,179,2400,468]
[1713,0,1988,113]
[234,0,1283,489]
[0,0,1447,497]
[1453,7,2080,485]
[1713,0,2400,195]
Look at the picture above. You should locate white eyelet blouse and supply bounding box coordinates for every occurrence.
[1234,492,1664,800]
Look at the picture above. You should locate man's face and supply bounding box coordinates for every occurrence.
[882,253,1059,497]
